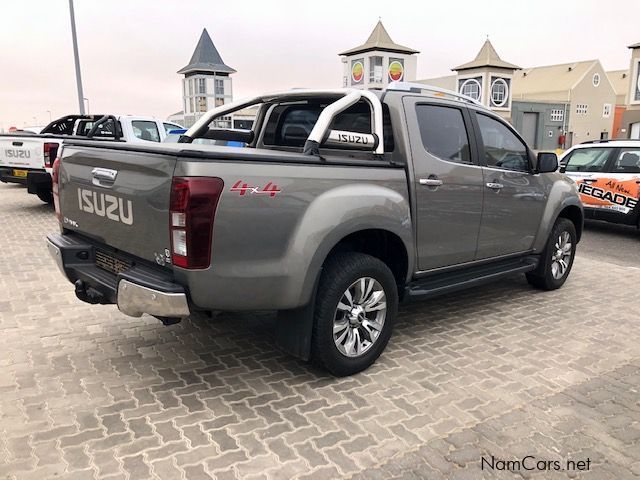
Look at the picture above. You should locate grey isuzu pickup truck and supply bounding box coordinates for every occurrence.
[47,83,583,376]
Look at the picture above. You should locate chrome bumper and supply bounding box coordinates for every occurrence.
[46,235,190,319]
[46,237,66,277]
[117,280,190,318]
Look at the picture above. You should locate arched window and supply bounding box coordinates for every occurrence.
[490,78,509,107]
[592,73,600,87]
[460,79,481,101]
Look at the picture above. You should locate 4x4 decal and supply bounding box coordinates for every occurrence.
[230,180,281,197]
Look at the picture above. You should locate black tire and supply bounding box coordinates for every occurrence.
[526,217,577,290]
[36,189,53,204]
[311,252,398,376]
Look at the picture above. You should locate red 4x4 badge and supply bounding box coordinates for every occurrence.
[231,180,281,197]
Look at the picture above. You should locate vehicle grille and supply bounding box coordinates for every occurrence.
[95,249,132,275]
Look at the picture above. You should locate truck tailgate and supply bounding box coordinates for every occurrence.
[0,136,43,169]
[59,145,177,266]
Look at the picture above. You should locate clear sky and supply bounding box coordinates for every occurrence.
[1,0,637,129]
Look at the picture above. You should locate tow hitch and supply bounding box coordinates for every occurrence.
[74,279,105,305]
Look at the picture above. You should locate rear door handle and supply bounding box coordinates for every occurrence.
[582,178,597,183]
[419,178,443,187]
[486,182,504,190]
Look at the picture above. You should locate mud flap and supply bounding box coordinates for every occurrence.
[275,278,319,361]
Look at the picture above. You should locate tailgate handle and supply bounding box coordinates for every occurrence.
[91,167,118,186]
[12,141,23,147]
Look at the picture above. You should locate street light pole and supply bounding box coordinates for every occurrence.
[68,0,85,114]
[83,98,90,114]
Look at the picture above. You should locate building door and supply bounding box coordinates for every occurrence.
[631,122,640,139]
[521,112,538,148]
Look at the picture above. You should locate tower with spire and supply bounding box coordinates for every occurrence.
[339,21,418,89]
[178,28,236,128]
[452,39,520,116]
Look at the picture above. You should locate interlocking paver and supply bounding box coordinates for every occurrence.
[1,183,639,479]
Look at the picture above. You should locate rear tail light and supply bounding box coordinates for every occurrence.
[43,142,58,168]
[169,177,224,269]
[52,157,61,222]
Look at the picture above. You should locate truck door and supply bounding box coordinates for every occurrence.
[471,112,547,259]
[403,97,484,270]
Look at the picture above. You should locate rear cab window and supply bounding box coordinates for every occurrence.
[415,104,472,164]
[261,100,394,153]
[132,121,160,142]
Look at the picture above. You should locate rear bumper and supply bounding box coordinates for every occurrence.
[46,233,190,319]
[26,170,51,194]
[0,167,30,185]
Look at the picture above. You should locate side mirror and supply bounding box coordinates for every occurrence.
[537,152,558,173]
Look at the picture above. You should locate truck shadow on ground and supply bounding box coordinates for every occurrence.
[172,274,536,381]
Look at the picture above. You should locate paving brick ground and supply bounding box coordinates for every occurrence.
[0,182,639,479]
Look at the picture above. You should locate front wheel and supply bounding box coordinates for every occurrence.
[526,217,577,290]
[311,252,398,376]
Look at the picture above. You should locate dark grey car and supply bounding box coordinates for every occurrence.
[47,83,583,376]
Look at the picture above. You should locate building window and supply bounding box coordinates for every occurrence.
[188,79,193,96]
[460,78,482,101]
[215,98,224,107]
[490,78,509,107]
[215,79,224,95]
[197,97,207,113]
[603,103,611,118]
[592,73,600,87]
[197,78,206,94]
[369,56,383,83]
[550,109,564,122]
[190,97,194,114]
[576,104,588,115]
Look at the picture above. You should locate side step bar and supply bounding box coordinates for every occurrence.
[405,256,539,301]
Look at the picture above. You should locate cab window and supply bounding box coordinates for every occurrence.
[611,148,640,173]
[132,121,160,142]
[477,114,529,172]
[163,123,182,134]
[564,148,614,173]
[416,104,471,164]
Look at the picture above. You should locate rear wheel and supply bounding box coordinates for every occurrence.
[36,189,53,204]
[526,218,576,290]
[311,252,398,376]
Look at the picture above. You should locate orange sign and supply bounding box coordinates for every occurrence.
[576,177,639,213]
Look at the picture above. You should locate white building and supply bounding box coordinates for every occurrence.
[339,21,418,89]
[175,29,235,128]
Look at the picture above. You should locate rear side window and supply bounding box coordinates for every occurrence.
[564,148,613,173]
[132,121,160,142]
[477,114,529,172]
[612,148,640,173]
[416,105,471,164]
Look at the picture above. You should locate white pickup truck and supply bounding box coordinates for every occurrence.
[0,114,182,202]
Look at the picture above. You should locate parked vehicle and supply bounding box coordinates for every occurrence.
[560,140,640,228]
[164,128,246,147]
[0,115,182,203]
[46,83,583,376]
